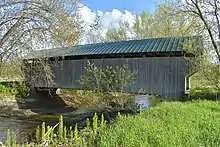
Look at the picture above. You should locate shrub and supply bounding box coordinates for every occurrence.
[0,83,18,96]
[0,82,30,98]
[79,61,137,94]
[189,87,218,101]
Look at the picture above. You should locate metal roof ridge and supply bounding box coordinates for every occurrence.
[77,36,191,47]
[31,36,194,53]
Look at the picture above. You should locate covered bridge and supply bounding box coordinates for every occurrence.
[25,36,198,101]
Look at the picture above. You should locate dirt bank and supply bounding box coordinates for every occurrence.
[0,99,37,117]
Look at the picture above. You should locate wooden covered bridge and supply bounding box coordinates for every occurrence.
[24,36,198,101]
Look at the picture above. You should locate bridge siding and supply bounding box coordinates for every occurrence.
[30,57,189,101]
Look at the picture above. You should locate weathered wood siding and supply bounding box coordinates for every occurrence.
[31,57,190,101]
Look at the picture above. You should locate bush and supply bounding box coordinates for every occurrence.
[189,87,218,101]
[0,82,30,98]
[79,61,137,94]
[0,83,18,96]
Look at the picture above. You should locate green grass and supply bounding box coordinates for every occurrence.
[189,87,218,101]
[98,100,220,147]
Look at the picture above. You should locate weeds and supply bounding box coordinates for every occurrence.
[5,113,107,147]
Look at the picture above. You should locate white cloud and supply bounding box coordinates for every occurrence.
[79,5,96,26]
[79,4,136,44]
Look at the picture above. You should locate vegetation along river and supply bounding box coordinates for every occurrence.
[0,90,158,144]
[0,107,135,144]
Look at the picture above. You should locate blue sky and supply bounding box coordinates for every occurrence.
[82,0,161,13]
[79,0,164,44]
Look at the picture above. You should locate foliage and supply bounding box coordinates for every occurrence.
[98,101,220,147]
[0,0,83,88]
[0,0,83,61]
[41,122,46,142]
[105,1,197,42]
[180,0,220,91]
[58,115,63,141]
[11,132,16,147]
[61,89,135,110]
[106,21,129,41]
[35,126,40,144]
[5,114,106,146]
[79,61,137,94]
[78,61,137,109]
[6,129,11,147]
[0,83,18,97]
[92,113,98,136]
[190,72,211,88]
[0,82,30,98]
[189,87,218,101]
[15,84,30,98]
[86,15,105,44]
[0,61,23,81]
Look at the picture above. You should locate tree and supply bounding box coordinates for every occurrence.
[180,0,220,91]
[133,11,155,39]
[106,21,130,42]
[0,0,83,86]
[154,2,197,37]
[105,1,197,42]
[85,15,105,44]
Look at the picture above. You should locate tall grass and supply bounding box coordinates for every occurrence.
[5,100,220,146]
[99,100,220,147]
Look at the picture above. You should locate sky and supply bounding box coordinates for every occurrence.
[82,0,161,14]
[79,0,162,43]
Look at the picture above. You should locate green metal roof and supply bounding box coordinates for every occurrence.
[28,36,196,58]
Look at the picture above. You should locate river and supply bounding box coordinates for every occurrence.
[0,117,40,143]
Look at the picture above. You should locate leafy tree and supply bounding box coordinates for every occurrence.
[106,21,130,41]
[180,0,220,91]
[86,15,105,44]
[0,0,83,86]
[133,11,155,39]
[105,1,197,42]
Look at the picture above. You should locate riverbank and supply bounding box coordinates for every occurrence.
[0,99,37,117]
[0,87,136,117]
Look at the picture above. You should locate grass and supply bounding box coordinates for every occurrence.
[98,100,220,147]
[5,100,220,146]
